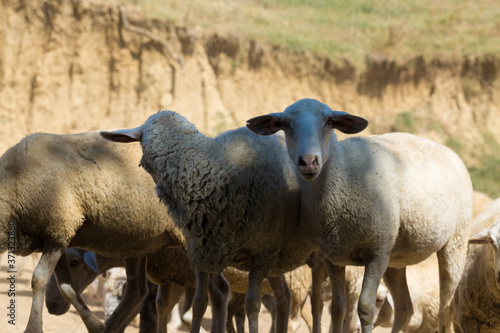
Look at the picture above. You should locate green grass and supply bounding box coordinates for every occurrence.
[467,133,500,198]
[125,0,500,67]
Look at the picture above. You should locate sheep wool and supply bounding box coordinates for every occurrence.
[133,111,313,275]
[0,132,184,257]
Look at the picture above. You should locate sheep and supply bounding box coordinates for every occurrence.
[104,268,128,321]
[246,98,474,333]
[100,110,316,333]
[453,197,500,332]
[0,131,194,333]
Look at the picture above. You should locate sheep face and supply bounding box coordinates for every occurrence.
[470,216,500,288]
[246,98,368,181]
[45,249,100,315]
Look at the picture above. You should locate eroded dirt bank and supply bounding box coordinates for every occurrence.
[1,0,499,156]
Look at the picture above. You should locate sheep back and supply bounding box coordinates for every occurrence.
[301,132,473,267]
[0,132,184,258]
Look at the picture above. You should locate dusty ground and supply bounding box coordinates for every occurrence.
[0,256,391,333]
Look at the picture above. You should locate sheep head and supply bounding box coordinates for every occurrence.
[45,249,100,315]
[246,98,368,181]
[469,215,500,289]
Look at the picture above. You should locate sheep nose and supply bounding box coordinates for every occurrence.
[298,154,319,168]
[46,301,70,315]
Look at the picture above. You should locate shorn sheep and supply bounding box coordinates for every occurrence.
[101,110,315,333]
[0,132,191,333]
[453,197,500,332]
[247,98,473,333]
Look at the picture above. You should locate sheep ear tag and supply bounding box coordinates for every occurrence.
[100,127,143,143]
[83,251,100,274]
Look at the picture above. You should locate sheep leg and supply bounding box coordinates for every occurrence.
[156,283,172,333]
[358,257,390,333]
[156,282,180,333]
[262,294,276,333]
[299,296,313,333]
[310,256,327,333]
[53,251,105,333]
[246,268,266,333]
[382,267,413,332]
[105,257,148,333]
[25,242,65,333]
[436,237,469,333]
[191,269,210,333]
[139,280,158,333]
[235,301,247,333]
[227,293,246,333]
[181,286,196,329]
[324,259,346,333]
[208,272,230,333]
[268,275,292,333]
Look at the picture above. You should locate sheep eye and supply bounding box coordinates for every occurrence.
[326,118,335,127]
[280,121,290,129]
[69,259,80,267]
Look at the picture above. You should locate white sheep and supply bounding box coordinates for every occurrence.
[103,268,128,321]
[246,98,473,333]
[100,110,316,333]
[453,196,500,332]
[0,131,190,333]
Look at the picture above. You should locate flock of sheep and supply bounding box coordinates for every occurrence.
[1,98,499,333]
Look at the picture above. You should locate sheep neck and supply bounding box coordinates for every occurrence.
[140,123,227,231]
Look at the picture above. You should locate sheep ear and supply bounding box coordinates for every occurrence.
[100,127,143,143]
[246,113,284,135]
[469,229,492,244]
[329,111,369,134]
[83,251,100,274]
